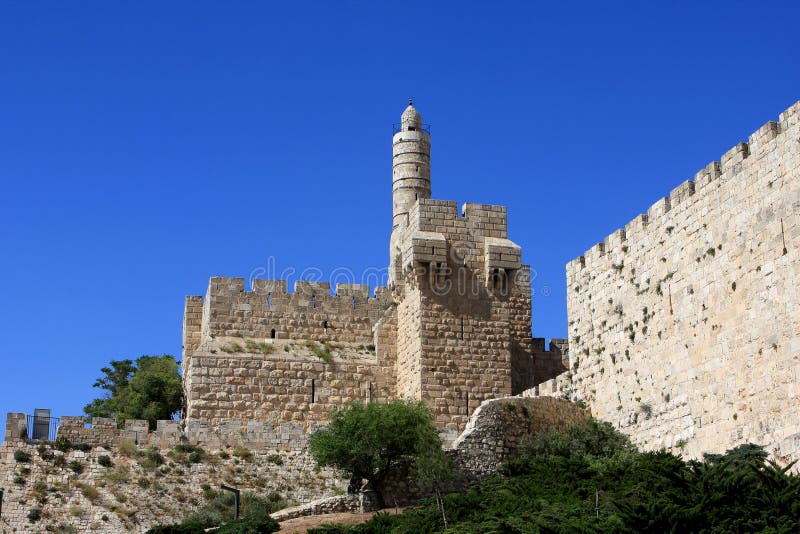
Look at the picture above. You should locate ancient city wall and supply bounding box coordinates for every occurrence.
[545,101,800,463]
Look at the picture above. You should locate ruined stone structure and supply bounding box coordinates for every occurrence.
[181,101,564,439]
[535,101,800,465]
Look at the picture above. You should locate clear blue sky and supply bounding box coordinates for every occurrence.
[1,1,798,434]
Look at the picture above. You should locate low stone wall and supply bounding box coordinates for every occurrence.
[5,413,323,452]
[451,396,589,478]
[270,492,380,521]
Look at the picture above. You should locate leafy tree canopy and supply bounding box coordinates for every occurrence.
[84,355,182,430]
[309,400,443,497]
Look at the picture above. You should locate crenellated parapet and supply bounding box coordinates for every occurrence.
[4,412,321,452]
[193,276,390,343]
[568,101,800,280]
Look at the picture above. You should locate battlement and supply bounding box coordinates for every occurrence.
[568,100,800,277]
[191,276,391,343]
[406,198,509,239]
[207,276,380,299]
[4,413,317,451]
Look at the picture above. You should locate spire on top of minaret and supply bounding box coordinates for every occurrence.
[400,100,423,131]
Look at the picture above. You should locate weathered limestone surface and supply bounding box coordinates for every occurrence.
[538,101,800,464]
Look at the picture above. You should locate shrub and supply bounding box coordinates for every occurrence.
[53,454,66,467]
[304,340,333,363]
[75,482,99,502]
[232,445,252,461]
[72,442,92,452]
[266,453,283,465]
[98,454,114,467]
[182,491,287,530]
[68,460,85,474]
[70,506,85,517]
[13,475,26,485]
[14,449,32,463]
[221,342,243,354]
[218,451,230,460]
[138,447,165,469]
[118,439,138,457]
[169,443,206,465]
[216,515,280,533]
[37,443,54,460]
[245,339,275,355]
[53,436,72,452]
[27,508,42,523]
[103,465,131,484]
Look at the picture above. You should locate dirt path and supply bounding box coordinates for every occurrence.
[277,507,402,533]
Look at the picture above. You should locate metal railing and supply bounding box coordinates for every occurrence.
[26,414,61,441]
[392,123,431,135]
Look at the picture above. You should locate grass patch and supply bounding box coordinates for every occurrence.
[245,339,275,355]
[304,340,333,363]
[221,342,244,354]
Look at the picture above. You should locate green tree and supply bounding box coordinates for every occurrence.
[308,400,442,503]
[84,355,182,430]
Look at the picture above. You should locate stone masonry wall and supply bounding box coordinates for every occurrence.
[548,101,800,464]
[197,277,389,343]
[184,341,396,427]
[451,396,589,479]
[392,199,535,434]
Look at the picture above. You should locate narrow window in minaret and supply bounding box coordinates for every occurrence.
[351,297,356,310]
[323,320,328,333]
[270,329,276,339]
[311,379,316,404]
[460,317,465,339]
[267,292,272,307]
[311,295,316,309]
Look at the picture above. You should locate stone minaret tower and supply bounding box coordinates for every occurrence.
[390,100,431,283]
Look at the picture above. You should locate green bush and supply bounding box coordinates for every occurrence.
[98,454,114,467]
[216,515,279,533]
[183,491,287,530]
[27,508,42,523]
[68,460,84,474]
[72,442,92,452]
[138,446,165,469]
[53,436,72,452]
[14,449,31,463]
[169,443,206,464]
[311,419,800,534]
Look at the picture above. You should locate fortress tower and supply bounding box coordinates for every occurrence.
[390,100,431,284]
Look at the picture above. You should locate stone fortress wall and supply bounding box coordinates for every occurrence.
[182,276,399,428]
[536,101,800,464]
